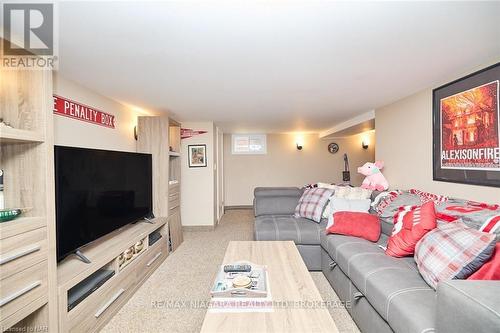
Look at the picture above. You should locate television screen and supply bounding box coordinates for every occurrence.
[55,146,152,262]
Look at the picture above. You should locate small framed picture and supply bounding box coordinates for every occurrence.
[188,144,207,168]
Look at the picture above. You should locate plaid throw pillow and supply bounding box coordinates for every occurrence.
[295,188,333,223]
[415,222,496,289]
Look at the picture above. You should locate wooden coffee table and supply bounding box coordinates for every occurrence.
[200,241,338,332]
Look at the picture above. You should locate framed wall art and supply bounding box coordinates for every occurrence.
[188,144,207,168]
[432,62,500,187]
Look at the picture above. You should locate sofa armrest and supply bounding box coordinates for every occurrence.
[253,187,302,217]
[436,280,500,333]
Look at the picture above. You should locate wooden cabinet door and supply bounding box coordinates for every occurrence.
[169,209,183,251]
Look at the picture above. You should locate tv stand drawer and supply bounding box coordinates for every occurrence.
[0,260,48,327]
[135,241,168,282]
[67,270,136,333]
[0,227,47,280]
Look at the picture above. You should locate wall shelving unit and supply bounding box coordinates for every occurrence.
[1,46,183,333]
[0,57,58,332]
[168,118,182,251]
[136,116,183,252]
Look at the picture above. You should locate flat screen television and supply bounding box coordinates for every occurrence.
[55,146,153,262]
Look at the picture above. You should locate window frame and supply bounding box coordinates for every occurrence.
[231,134,267,155]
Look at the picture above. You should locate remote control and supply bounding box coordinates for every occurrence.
[223,264,251,273]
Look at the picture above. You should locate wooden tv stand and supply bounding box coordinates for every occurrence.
[56,217,169,332]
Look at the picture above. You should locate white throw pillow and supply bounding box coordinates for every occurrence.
[325,197,372,229]
[317,182,337,190]
[322,186,373,219]
[334,186,373,200]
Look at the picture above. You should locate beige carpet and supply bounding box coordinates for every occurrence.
[102,209,360,333]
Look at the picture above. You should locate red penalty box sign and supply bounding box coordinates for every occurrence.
[53,95,115,129]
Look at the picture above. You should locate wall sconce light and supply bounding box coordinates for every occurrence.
[362,138,369,149]
[296,135,304,150]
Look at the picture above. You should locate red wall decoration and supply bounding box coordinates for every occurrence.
[181,128,207,139]
[53,95,115,129]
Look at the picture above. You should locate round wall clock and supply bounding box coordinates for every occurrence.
[328,142,339,154]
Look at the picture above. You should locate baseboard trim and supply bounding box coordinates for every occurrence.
[224,205,253,210]
[182,225,215,232]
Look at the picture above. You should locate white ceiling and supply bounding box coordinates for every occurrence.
[56,1,500,133]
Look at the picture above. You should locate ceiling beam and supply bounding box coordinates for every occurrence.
[319,110,375,138]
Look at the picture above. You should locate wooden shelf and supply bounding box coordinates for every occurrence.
[169,151,181,157]
[0,127,45,144]
[0,216,46,240]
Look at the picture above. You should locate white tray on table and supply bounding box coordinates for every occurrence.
[208,261,272,313]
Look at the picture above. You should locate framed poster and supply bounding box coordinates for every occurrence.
[433,62,500,187]
[188,144,207,168]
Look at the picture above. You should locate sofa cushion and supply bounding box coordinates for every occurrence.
[375,191,421,218]
[295,188,333,223]
[408,188,448,204]
[415,222,496,289]
[321,233,385,265]
[321,233,436,333]
[373,191,423,236]
[386,201,437,257]
[435,198,500,238]
[437,280,500,333]
[326,212,380,242]
[254,215,325,245]
[333,186,373,199]
[325,197,372,228]
[254,187,302,217]
[254,187,303,198]
[468,243,500,280]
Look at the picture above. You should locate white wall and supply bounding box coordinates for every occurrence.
[224,131,376,206]
[180,121,216,226]
[53,75,222,226]
[376,88,500,203]
[53,74,145,152]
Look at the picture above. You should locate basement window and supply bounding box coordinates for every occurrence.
[231,134,267,154]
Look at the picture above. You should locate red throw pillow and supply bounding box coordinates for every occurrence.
[326,212,380,242]
[386,201,437,257]
[468,243,500,280]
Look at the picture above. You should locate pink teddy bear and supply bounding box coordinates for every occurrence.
[357,161,389,191]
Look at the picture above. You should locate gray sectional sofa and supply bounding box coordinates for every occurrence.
[253,187,500,333]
